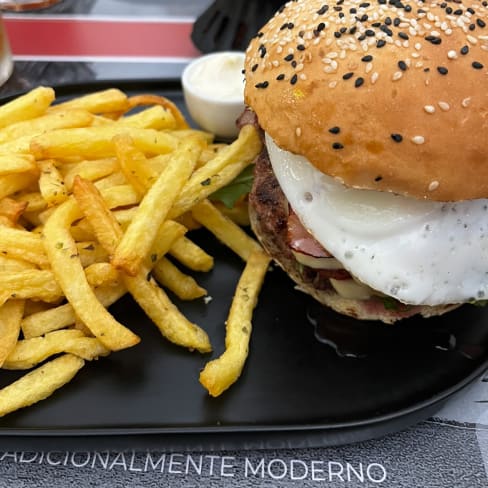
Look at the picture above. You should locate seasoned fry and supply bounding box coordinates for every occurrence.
[117,105,177,130]
[21,283,126,339]
[0,109,93,144]
[0,154,36,175]
[112,137,201,276]
[63,158,119,191]
[0,226,49,267]
[72,177,211,352]
[128,94,188,129]
[49,88,129,115]
[42,198,140,351]
[168,125,262,218]
[0,300,24,367]
[169,235,214,272]
[30,126,178,160]
[153,257,207,300]
[0,86,54,129]
[38,159,68,206]
[191,199,262,261]
[3,330,109,370]
[0,354,85,418]
[0,172,39,200]
[200,251,270,397]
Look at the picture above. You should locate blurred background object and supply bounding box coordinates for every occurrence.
[191,0,284,53]
[0,14,12,86]
[0,0,63,11]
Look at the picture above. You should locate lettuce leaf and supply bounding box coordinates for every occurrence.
[210,165,254,209]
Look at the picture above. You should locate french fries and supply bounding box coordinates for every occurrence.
[0,85,266,416]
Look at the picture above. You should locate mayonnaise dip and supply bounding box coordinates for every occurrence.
[187,52,245,101]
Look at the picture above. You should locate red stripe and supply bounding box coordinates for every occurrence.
[4,18,201,58]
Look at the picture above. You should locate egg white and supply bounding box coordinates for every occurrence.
[266,134,488,306]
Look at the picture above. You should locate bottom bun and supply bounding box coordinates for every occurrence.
[248,146,460,324]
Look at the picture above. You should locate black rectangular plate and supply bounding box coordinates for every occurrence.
[0,79,487,451]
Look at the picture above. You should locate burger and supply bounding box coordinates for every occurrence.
[242,0,488,323]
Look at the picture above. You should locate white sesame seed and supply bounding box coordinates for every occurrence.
[299,73,307,80]
[328,80,338,88]
[365,62,373,73]
[447,50,457,59]
[415,42,422,50]
[411,52,420,58]
[462,97,471,108]
[371,72,379,84]
[424,105,435,114]
[438,101,450,111]
[467,35,478,44]
[272,60,280,67]
[428,181,439,192]
[296,127,302,137]
[412,135,425,145]
[392,71,403,81]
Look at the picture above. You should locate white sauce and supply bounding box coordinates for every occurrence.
[188,53,244,101]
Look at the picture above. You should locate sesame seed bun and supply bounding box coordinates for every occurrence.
[244,0,488,201]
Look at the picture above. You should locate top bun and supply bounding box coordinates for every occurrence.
[244,0,488,201]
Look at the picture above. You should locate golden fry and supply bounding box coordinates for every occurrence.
[72,177,211,352]
[63,158,119,191]
[117,105,177,130]
[30,126,178,160]
[128,94,188,129]
[200,251,271,397]
[169,235,214,272]
[38,159,69,206]
[112,137,201,276]
[153,257,207,300]
[3,330,110,370]
[42,198,140,351]
[0,300,24,367]
[191,199,262,261]
[168,125,261,219]
[0,354,85,418]
[49,88,129,115]
[0,86,55,129]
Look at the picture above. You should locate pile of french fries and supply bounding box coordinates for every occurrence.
[0,86,270,416]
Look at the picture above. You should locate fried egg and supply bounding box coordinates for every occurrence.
[266,134,488,306]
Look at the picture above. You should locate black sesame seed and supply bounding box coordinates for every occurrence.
[355,77,365,87]
[440,2,447,8]
[350,8,357,13]
[385,16,392,25]
[317,22,326,32]
[365,29,376,36]
[360,14,369,21]
[378,0,386,4]
[391,133,403,143]
[257,32,264,38]
[425,35,442,45]
[332,142,344,150]
[334,31,342,38]
[359,2,370,7]
[251,64,258,72]
[393,17,401,26]
[276,74,285,80]
[404,5,412,12]
[342,72,354,80]
[372,22,381,28]
[288,22,295,29]
[280,23,288,31]
[340,27,347,34]
[418,8,426,13]
[259,45,267,58]
[376,39,386,48]
[291,60,297,68]
[469,23,476,31]
[483,1,488,6]
[361,55,373,62]
[472,61,484,69]
[380,25,393,36]
[298,30,305,38]
[467,8,475,14]
[477,19,486,28]
[255,81,269,89]
[317,4,329,14]
[375,176,383,182]
[398,32,409,40]
[358,34,366,41]
[453,9,463,15]
[290,74,298,85]
[423,67,430,72]
[337,0,344,4]
[333,6,342,11]
[297,44,305,51]
[349,26,357,34]
[284,54,294,61]
[398,60,408,71]
[339,12,345,18]
[437,66,448,75]
[460,45,469,55]
[329,126,341,134]
[446,6,452,14]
